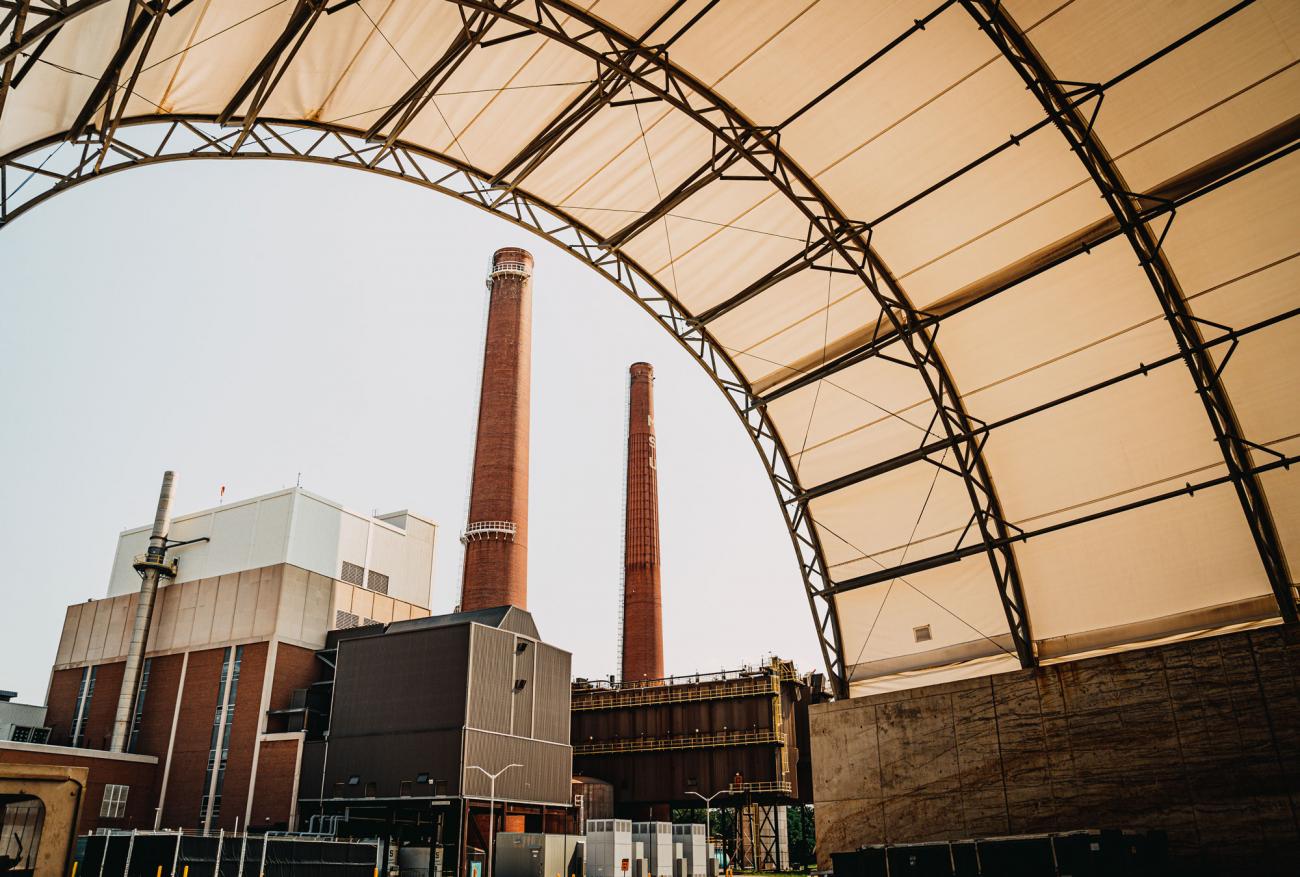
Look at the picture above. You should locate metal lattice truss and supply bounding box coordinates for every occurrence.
[2,0,1298,697]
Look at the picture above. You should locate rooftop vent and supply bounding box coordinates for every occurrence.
[341,561,365,587]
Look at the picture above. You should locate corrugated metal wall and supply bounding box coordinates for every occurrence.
[463,729,572,805]
[468,625,514,734]
[511,638,536,738]
[323,729,465,798]
[571,679,813,805]
[498,608,540,639]
[304,618,574,809]
[576,748,782,804]
[332,626,469,734]
[572,696,773,741]
[533,643,571,744]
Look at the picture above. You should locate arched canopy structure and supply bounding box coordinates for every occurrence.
[2,0,1297,698]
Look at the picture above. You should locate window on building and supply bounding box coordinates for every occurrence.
[366,569,389,595]
[127,657,152,753]
[198,645,243,827]
[340,561,365,587]
[100,784,129,819]
[335,610,359,630]
[70,665,98,748]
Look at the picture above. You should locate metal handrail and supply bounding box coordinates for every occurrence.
[572,676,774,710]
[460,520,517,543]
[728,781,792,794]
[574,728,780,755]
[486,260,531,287]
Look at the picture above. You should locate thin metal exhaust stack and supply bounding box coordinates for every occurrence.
[109,470,177,752]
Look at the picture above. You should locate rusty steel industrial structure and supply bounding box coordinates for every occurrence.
[460,247,534,612]
[570,660,815,814]
[621,362,664,685]
[2,0,1298,698]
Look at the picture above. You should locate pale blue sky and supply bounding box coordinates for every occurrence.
[0,158,822,701]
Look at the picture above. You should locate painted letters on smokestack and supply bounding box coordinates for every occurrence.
[621,362,664,683]
[460,248,533,611]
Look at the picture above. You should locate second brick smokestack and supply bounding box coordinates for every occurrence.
[621,362,664,683]
[460,247,533,611]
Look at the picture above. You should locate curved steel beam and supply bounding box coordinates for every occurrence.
[0,112,852,695]
[0,0,113,66]
[965,0,1297,623]
[442,0,1034,672]
[0,0,1043,687]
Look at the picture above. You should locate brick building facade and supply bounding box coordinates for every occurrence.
[2,552,432,834]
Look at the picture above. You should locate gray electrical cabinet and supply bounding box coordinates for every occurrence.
[496,833,585,877]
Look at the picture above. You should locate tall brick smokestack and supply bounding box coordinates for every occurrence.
[621,362,664,683]
[460,247,533,611]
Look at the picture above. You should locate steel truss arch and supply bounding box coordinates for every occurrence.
[1,1,110,67]
[0,0,1040,688]
[964,0,1298,624]
[0,112,853,694]
[438,0,1035,674]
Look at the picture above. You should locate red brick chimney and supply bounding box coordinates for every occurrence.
[621,362,664,683]
[460,247,533,611]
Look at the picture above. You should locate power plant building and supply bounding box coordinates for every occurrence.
[297,606,574,875]
[571,659,817,869]
[1,487,436,835]
[3,252,808,875]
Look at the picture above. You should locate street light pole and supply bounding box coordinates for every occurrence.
[686,790,727,858]
[468,763,522,877]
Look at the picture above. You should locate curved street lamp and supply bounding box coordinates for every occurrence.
[468,763,522,877]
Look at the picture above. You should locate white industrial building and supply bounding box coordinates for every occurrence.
[105,487,435,608]
[0,691,49,743]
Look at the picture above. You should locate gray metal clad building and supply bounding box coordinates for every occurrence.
[298,606,572,873]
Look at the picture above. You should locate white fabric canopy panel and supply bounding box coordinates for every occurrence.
[1,0,1296,698]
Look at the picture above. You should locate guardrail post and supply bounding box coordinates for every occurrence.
[171,829,182,877]
[124,830,136,877]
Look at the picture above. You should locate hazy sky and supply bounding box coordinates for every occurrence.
[0,158,823,702]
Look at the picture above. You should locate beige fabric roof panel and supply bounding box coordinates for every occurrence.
[1015,482,1272,640]
[1,0,1296,698]
[836,552,1012,672]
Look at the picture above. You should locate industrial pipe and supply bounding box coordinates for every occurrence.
[109,470,176,752]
